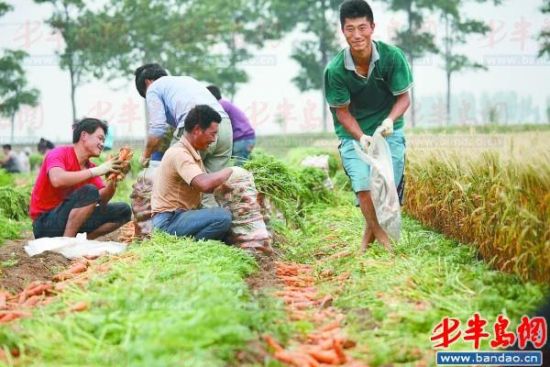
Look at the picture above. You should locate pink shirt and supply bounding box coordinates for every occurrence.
[29,146,105,220]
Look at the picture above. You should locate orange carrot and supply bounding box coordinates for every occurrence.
[68,262,88,274]
[26,283,52,297]
[107,146,133,181]
[320,320,340,332]
[303,348,339,364]
[333,338,347,364]
[23,295,42,307]
[263,334,284,353]
[69,301,88,312]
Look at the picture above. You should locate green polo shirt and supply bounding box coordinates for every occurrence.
[324,40,413,139]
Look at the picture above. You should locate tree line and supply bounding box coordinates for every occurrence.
[1,0,549,140]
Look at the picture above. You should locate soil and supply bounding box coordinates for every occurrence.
[0,224,132,293]
[0,238,70,293]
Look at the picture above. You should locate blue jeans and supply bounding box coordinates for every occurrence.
[152,208,232,241]
[232,137,255,166]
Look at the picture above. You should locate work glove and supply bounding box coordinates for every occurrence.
[139,155,151,169]
[89,158,122,177]
[381,117,394,137]
[359,134,374,151]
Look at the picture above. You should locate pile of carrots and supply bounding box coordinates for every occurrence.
[118,221,136,244]
[0,260,92,326]
[264,262,366,367]
[107,146,133,181]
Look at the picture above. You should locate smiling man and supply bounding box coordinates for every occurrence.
[324,0,412,251]
[151,105,233,241]
[30,118,132,239]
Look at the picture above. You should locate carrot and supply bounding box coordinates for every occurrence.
[107,146,133,181]
[26,283,52,297]
[263,334,284,353]
[320,320,340,332]
[333,338,347,364]
[291,301,314,310]
[0,310,31,323]
[303,348,339,364]
[318,338,335,350]
[23,295,42,307]
[69,301,88,312]
[274,351,319,367]
[273,351,299,366]
[68,262,88,274]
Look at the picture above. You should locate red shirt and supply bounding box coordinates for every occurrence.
[29,146,105,220]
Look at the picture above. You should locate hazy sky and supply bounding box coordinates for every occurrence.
[0,0,548,143]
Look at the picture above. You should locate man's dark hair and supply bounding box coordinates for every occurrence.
[134,63,168,98]
[184,105,222,133]
[206,85,222,100]
[339,0,374,28]
[37,138,54,153]
[72,118,108,143]
[2,144,11,150]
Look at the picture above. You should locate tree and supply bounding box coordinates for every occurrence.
[382,0,439,127]
[0,3,40,143]
[0,0,10,16]
[286,0,341,132]
[34,0,90,123]
[538,0,550,57]
[0,51,40,143]
[73,0,293,99]
[437,1,489,125]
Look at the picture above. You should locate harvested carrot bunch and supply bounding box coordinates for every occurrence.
[108,146,133,181]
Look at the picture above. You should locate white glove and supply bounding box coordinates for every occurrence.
[381,118,394,136]
[359,134,373,151]
[89,159,122,177]
[139,155,151,169]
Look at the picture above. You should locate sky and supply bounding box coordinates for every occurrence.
[0,0,548,143]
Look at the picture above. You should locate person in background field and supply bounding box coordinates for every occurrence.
[151,105,233,241]
[30,118,132,239]
[134,63,233,173]
[37,138,55,155]
[206,85,256,166]
[324,0,412,251]
[17,147,31,174]
[1,144,21,173]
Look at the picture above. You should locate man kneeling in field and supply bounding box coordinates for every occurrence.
[151,105,233,240]
[30,118,132,239]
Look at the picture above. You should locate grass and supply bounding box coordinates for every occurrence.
[274,193,548,366]
[0,186,31,245]
[0,233,291,367]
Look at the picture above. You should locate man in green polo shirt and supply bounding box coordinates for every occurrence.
[324,0,413,251]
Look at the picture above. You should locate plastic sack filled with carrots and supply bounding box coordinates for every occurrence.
[130,163,160,238]
[214,166,273,254]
